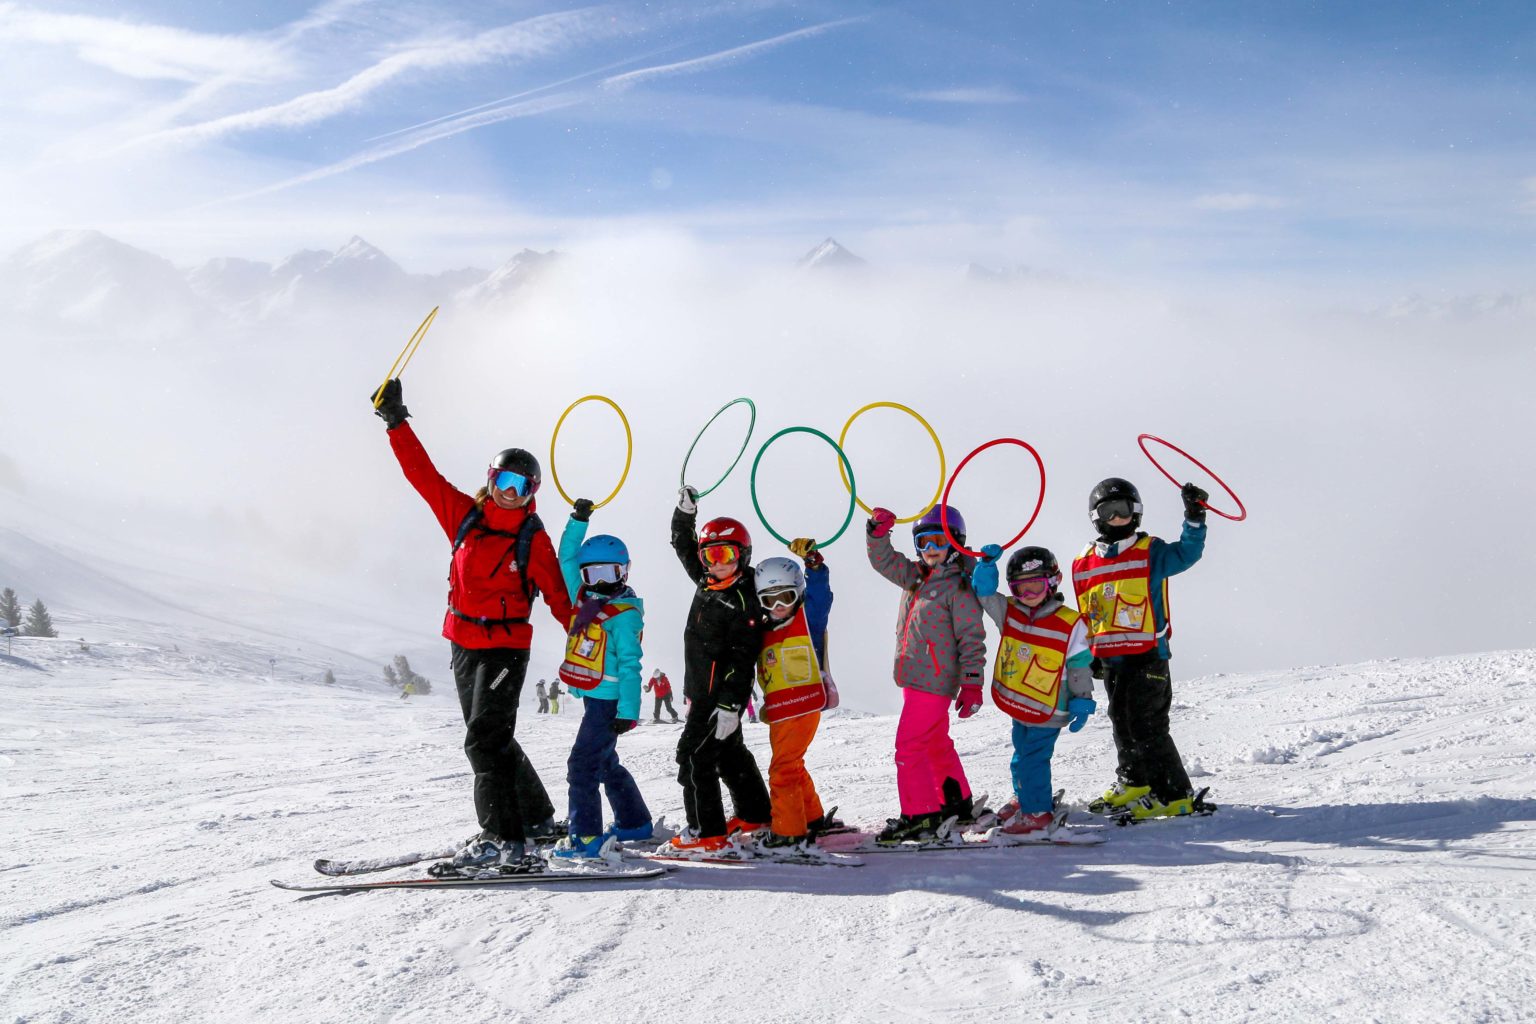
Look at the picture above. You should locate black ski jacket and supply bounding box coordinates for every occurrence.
[670,507,761,709]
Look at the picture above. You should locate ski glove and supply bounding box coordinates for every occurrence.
[712,704,742,741]
[867,507,896,539]
[971,544,1003,596]
[371,378,410,430]
[955,683,984,719]
[789,537,824,569]
[677,485,699,515]
[1066,696,1097,733]
[610,718,638,735]
[572,498,595,522]
[1181,482,1210,524]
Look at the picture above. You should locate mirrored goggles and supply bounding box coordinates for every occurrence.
[700,543,741,567]
[488,468,533,497]
[914,530,949,552]
[1093,498,1137,522]
[580,563,627,586]
[758,587,799,611]
[1009,576,1054,599]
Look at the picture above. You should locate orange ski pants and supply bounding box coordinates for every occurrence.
[767,712,824,837]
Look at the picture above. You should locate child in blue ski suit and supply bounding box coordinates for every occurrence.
[553,498,653,857]
[973,544,1095,834]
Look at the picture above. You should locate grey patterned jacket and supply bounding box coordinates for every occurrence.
[866,531,987,699]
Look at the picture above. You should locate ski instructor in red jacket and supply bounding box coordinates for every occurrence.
[373,377,574,876]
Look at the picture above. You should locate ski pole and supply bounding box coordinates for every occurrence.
[372,306,440,409]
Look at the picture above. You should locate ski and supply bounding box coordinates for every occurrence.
[829,810,1106,852]
[315,848,457,877]
[273,865,667,892]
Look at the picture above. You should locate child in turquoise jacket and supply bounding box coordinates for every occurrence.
[553,498,652,858]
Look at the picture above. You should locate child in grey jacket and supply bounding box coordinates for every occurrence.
[865,503,988,843]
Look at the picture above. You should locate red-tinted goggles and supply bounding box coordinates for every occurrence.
[700,543,741,567]
[1009,575,1058,599]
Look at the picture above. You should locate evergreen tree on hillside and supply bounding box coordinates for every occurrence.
[382,663,399,689]
[322,669,336,686]
[24,599,57,638]
[0,588,20,628]
[391,654,432,695]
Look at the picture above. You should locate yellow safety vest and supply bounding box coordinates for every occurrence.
[757,607,828,724]
[991,603,1079,725]
[1071,536,1167,657]
[559,601,637,690]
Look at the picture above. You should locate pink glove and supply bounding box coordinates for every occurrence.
[867,507,896,539]
[955,683,983,719]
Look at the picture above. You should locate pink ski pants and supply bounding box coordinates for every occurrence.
[894,687,971,815]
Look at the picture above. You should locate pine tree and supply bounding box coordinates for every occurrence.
[390,654,432,695]
[0,588,20,628]
[322,669,336,686]
[382,663,400,689]
[24,599,57,638]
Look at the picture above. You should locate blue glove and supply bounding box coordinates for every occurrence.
[971,544,1003,596]
[1066,697,1096,733]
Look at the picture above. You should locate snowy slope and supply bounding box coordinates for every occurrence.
[4,637,1533,1023]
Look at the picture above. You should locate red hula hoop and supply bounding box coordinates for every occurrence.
[1137,433,1247,522]
[940,438,1046,558]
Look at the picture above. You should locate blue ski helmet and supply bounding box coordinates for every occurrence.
[912,504,965,552]
[577,534,629,566]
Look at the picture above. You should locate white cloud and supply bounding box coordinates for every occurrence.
[898,86,1027,105]
[1192,192,1288,211]
[601,18,861,92]
[0,2,286,83]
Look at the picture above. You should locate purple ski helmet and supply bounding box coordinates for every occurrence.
[912,504,965,553]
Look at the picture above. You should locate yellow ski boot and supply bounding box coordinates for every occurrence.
[1088,782,1151,814]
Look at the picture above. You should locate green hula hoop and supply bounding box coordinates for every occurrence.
[681,397,757,499]
[749,426,858,549]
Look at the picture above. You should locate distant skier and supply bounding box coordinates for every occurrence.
[536,679,549,714]
[550,498,654,859]
[866,505,988,844]
[664,486,771,855]
[971,545,1096,835]
[372,377,573,875]
[548,680,562,715]
[1074,478,1208,820]
[646,669,679,722]
[752,539,845,852]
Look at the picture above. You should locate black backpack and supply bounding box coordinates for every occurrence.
[452,504,544,603]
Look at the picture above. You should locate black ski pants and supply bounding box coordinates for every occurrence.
[652,694,678,721]
[450,644,555,841]
[1103,652,1192,803]
[676,698,771,837]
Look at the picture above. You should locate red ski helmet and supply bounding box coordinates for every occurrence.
[699,516,752,567]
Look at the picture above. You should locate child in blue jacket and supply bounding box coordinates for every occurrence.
[553,498,653,858]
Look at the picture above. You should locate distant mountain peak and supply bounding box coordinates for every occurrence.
[797,237,866,269]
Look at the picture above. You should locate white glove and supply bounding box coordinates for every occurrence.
[712,705,741,741]
[677,485,699,515]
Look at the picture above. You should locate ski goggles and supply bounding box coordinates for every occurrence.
[699,543,741,567]
[1093,498,1138,522]
[1009,576,1055,599]
[488,468,534,497]
[580,563,627,586]
[914,530,950,552]
[758,587,798,612]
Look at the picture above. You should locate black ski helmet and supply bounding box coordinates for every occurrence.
[489,448,542,496]
[1089,477,1142,536]
[1006,545,1060,582]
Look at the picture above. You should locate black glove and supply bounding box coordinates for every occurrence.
[610,718,638,735]
[572,498,595,522]
[1181,482,1210,524]
[371,378,410,430]
[1090,657,1104,681]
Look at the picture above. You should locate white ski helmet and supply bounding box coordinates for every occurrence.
[754,556,806,610]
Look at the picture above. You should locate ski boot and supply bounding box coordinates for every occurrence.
[995,797,1020,823]
[605,819,655,843]
[806,808,851,839]
[551,833,618,861]
[430,832,544,877]
[725,816,769,838]
[876,813,944,845]
[1121,794,1195,821]
[663,832,732,858]
[761,832,809,851]
[940,793,993,830]
[999,811,1056,836]
[524,817,567,846]
[1088,782,1151,814]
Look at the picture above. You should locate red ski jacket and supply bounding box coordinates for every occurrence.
[646,673,673,698]
[388,423,572,650]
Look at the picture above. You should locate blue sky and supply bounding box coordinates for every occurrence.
[2,0,1532,291]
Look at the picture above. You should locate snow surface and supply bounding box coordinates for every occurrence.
[5,626,1534,1023]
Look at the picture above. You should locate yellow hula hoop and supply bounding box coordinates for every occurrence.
[372,306,440,408]
[838,401,946,524]
[549,395,634,509]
